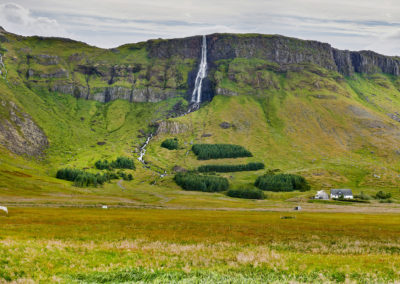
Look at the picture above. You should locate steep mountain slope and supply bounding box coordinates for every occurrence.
[1,27,400,206]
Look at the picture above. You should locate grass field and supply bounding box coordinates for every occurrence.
[1,208,400,283]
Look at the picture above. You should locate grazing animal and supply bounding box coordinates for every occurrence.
[0,206,8,215]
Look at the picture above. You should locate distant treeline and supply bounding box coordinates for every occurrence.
[255,173,310,192]
[226,188,265,199]
[95,157,135,170]
[198,162,264,173]
[174,173,229,192]
[161,138,179,150]
[192,144,252,160]
[56,168,133,187]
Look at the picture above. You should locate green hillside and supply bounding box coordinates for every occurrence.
[1,28,400,208]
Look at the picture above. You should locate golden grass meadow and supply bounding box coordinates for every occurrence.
[1,207,400,283]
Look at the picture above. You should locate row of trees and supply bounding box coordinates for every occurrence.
[95,157,135,170]
[226,188,265,199]
[174,173,229,192]
[192,144,253,160]
[255,173,310,192]
[161,138,179,150]
[198,162,264,173]
[56,168,133,187]
[56,168,110,187]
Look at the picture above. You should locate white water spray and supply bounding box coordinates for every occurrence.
[191,35,207,104]
[137,134,153,163]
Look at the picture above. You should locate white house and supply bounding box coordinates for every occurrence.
[330,189,353,199]
[315,190,329,200]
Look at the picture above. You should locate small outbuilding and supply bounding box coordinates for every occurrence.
[314,190,329,200]
[330,189,353,199]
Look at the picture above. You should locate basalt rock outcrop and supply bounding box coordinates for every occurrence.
[1,28,399,105]
[0,100,48,156]
[148,33,400,77]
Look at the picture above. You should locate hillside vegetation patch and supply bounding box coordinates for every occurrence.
[255,173,310,192]
[95,157,135,170]
[226,188,265,199]
[198,162,265,173]
[161,138,179,150]
[192,144,252,160]
[174,173,229,192]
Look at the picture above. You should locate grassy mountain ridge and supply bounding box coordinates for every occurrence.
[1,28,400,206]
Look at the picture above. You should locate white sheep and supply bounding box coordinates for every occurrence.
[0,206,8,215]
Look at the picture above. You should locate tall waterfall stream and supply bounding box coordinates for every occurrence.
[137,35,208,179]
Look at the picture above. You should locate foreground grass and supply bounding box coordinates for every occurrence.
[1,208,400,283]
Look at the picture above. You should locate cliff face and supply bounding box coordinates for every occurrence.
[148,33,400,77]
[0,100,48,156]
[1,30,399,106]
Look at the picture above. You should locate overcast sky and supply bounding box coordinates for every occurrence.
[0,0,399,55]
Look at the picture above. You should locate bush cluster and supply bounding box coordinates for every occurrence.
[226,188,265,199]
[161,138,179,150]
[174,173,229,192]
[95,157,135,170]
[198,162,264,173]
[354,192,372,200]
[375,191,392,200]
[192,144,252,160]
[118,171,133,181]
[56,168,109,187]
[56,168,133,187]
[255,173,310,192]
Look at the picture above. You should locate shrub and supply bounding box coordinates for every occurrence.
[255,173,310,192]
[375,191,392,199]
[161,138,179,150]
[95,159,111,170]
[198,162,264,173]
[354,192,372,200]
[118,171,134,181]
[192,144,252,160]
[56,168,110,187]
[226,188,265,199]
[174,173,229,192]
[113,157,135,169]
[95,157,135,170]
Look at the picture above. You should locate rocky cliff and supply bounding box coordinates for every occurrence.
[149,33,400,77]
[1,29,399,105]
[0,100,48,156]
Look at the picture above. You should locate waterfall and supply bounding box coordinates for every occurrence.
[137,133,153,163]
[137,35,208,176]
[191,35,207,104]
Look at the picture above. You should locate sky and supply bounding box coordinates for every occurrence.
[0,0,399,55]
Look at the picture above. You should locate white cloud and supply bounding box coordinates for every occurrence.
[0,2,71,38]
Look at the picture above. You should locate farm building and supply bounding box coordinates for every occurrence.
[330,189,353,199]
[314,190,329,200]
